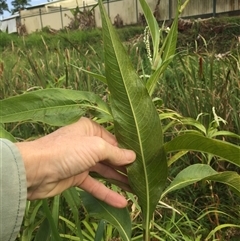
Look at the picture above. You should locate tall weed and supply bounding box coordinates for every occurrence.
[157,51,240,135]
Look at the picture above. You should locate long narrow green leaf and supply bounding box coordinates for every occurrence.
[28,201,43,227]
[210,130,240,139]
[34,218,51,241]
[146,58,174,96]
[0,88,112,126]
[146,0,190,96]
[179,118,207,135]
[23,200,43,241]
[0,124,16,142]
[167,150,188,167]
[146,10,179,96]
[70,64,107,84]
[94,220,106,241]
[42,199,62,241]
[138,0,160,67]
[98,0,167,235]
[164,133,240,167]
[80,191,132,241]
[205,224,240,241]
[59,216,84,240]
[161,164,217,197]
[205,172,240,196]
[62,188,83,240]
[161,164,240,198]
[52,195,60,230]
[160,13,179,63]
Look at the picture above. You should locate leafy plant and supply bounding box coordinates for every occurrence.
[1,0,240,240]
[158,51,240,134]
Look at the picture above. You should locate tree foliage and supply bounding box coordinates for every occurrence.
[11,0,31,13]
[0,0,9,15]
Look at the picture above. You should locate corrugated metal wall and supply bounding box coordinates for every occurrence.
[19,0,240,33]
[95,0,240,27]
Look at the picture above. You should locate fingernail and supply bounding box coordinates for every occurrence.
[125,150,136,162]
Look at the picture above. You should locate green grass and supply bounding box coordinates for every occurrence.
[157,51,240,135]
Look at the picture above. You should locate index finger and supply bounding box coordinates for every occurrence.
[91,137,136,166]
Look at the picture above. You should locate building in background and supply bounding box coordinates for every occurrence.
[0,13,20,33]
[19,0,97,33]
[1,0,240,34]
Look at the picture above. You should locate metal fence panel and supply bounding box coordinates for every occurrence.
[17,0,240,33]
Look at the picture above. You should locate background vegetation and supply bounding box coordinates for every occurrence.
[0,15,240,240]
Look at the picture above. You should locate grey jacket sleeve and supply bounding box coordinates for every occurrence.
[0,138,27,241]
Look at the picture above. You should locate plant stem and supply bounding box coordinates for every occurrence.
[144,228,150,241]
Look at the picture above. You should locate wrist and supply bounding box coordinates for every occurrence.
[15,140,49,198]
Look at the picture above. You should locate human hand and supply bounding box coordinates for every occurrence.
[15,117,136,208]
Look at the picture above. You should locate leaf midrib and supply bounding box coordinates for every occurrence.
[101,203,130,241]
[106,18,150,222]
[0,103,111,121]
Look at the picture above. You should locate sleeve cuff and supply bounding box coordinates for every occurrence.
[0,138,27,241]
